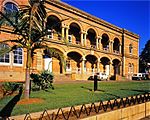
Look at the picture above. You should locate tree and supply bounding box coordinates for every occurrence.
[0,0,64,99]
[139,40,150,78]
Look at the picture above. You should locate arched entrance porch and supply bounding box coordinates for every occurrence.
[100,57,111,76]
[112,59,121,80]
[43,48,63,74]
[85,55,98,74]
[66,52,82,74]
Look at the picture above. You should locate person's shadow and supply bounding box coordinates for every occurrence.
[0,86,23,119]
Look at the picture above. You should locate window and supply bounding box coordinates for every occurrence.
[4,2,18,13]
[129,44,133,54]
[128,63,131,73]
[13,48,23,64]
[3,2,18,26]
[0,44,10,64]
[47,29,53,39]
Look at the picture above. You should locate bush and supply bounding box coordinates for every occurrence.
[2,82,23,96]
[30,70,54,91]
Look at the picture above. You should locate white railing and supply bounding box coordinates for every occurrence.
[103,47,109,51]
[90,45,96,49]
[113,50,120,54]
[66,68,98,75]
[76,41,81,45]
[84,68,97,74]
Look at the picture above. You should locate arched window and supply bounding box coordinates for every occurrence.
[129,44,133,54]
[0,44,10,64]
[128,63,131,73]
[3,2,18,25]
[13,48,23,64]
[4,2,18,13]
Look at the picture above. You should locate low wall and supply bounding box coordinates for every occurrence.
[82,102,150,120]
[9,94,150,120]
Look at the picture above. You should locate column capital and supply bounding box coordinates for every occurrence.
[80,31,85,34]
[110,40,114,43]
[109,60,113,64]
[99,36,102,39]
[81,56,86,61]
[97,58,101,62]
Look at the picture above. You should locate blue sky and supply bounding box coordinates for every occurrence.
[62,0,150,54]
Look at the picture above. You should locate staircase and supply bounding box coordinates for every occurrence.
[53,74,72,82]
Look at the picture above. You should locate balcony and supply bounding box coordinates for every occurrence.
[113,50,120,55]
[103,47,109,52]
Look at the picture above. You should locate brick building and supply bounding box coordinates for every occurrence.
[0,0,139,82]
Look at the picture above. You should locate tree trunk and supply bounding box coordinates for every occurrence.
[24,49,32,99]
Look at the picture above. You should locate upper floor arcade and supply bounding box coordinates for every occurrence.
[0,0,139,58]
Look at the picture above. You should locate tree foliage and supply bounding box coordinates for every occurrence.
[139,40,150,73]
[0,0,65,98]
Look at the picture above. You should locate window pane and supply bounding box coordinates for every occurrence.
[0,44,10,63]
[13,48,23,64]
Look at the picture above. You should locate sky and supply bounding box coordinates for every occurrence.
[62,0,150,54]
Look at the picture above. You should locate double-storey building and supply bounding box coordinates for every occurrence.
[0,0,139,81]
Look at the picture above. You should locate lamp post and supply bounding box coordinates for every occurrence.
[94,75,98,91]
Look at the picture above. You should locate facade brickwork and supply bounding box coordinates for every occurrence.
[0,0,139,81]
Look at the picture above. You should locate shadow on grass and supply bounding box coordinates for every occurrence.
[120,89,150,94]
[81,86,121,99]
[81,86,105,92]
[0,87,22,118]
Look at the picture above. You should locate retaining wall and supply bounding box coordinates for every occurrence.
[82,102,150,120]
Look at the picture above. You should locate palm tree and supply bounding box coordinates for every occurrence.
[0,0,65,99]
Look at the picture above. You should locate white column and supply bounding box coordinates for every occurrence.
[111,41,114,53]
[84,33,87,46]
[97,58,100,72]
[80,32,84,46]
[66,27,69,42]
[108,41,111,52]
[63,53,67,74]
[96,37,99,49]
[99,37,102,50]
[119,44,122,54]
[109,61,113,77]
[81,56,86,74]
[61,27,65,40]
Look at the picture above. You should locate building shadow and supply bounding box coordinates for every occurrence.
[120,89,150,94]
[0,86,23,118]
[81,86,105,92]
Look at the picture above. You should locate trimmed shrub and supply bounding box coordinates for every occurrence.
[30,70,54,91]
[2,82,23,96]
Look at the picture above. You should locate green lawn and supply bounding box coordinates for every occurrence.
[0,81,150,116]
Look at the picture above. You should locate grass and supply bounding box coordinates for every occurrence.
[0,81,150,116]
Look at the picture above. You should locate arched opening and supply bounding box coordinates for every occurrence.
[67,52,82,74]
[113,38,120,54]
[3,2,18,26]
[100,57,110,75]
[129,44,133,54]
[112,59,121,80]
[46,15,61,40]
[85,55,97,74]
[101,34,109,51]
[69,23,81,44]
[87,29,96,48]
[43,48,63,74]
